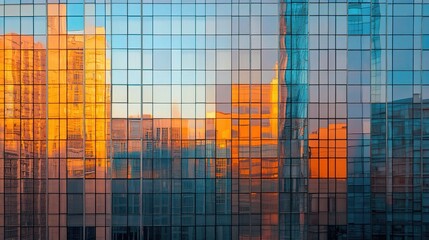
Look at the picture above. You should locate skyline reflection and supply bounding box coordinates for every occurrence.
[0,3,281,239]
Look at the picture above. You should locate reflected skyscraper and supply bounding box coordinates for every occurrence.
[308,123,347,239]
[0,4,110,239]
[0,33,47,240]
[46,4,111,239]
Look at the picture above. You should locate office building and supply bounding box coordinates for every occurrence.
[0,1,428,239]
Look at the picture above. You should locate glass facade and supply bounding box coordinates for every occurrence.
[0,0,428,239]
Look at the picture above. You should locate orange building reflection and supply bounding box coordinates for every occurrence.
[308,123,347,239]
[210,64,280,239]
[46,4,110,179]
[47,4,110,239]
[109,65,280,239]
[309,123,347,179]
[0,4,110,239]
[1,3,280,238]
[0,33,47,239]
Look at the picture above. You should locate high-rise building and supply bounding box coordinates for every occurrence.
[0,1,428,239]
[0,33,47,240]
[308,123,347,239]
[0,4,110,239]
[46,4,111,239]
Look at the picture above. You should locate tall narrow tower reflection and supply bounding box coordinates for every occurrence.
[46,4,110,238]
[0,33,47,240]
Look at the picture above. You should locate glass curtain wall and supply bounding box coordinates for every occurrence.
[0,0,428,239]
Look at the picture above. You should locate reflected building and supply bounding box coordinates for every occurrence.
[46,4,111,239]
[0,4,110,239]
[1,1,284,239]
[215,70,279,239]
[0,33,47,239]
[308,123,347,239]
[109,70,279,239]
[370,96,429,239]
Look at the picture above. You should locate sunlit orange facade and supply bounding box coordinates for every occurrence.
[0,33,47,239]
[0,4,110,239]
[46,4,110,239]
[308,123,347,238]
[208,67,279,239]
[309,123,347,179]
[46,4,110,178]
[2,2,279,239]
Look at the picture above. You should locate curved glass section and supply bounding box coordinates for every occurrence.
[279,1,308,239]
